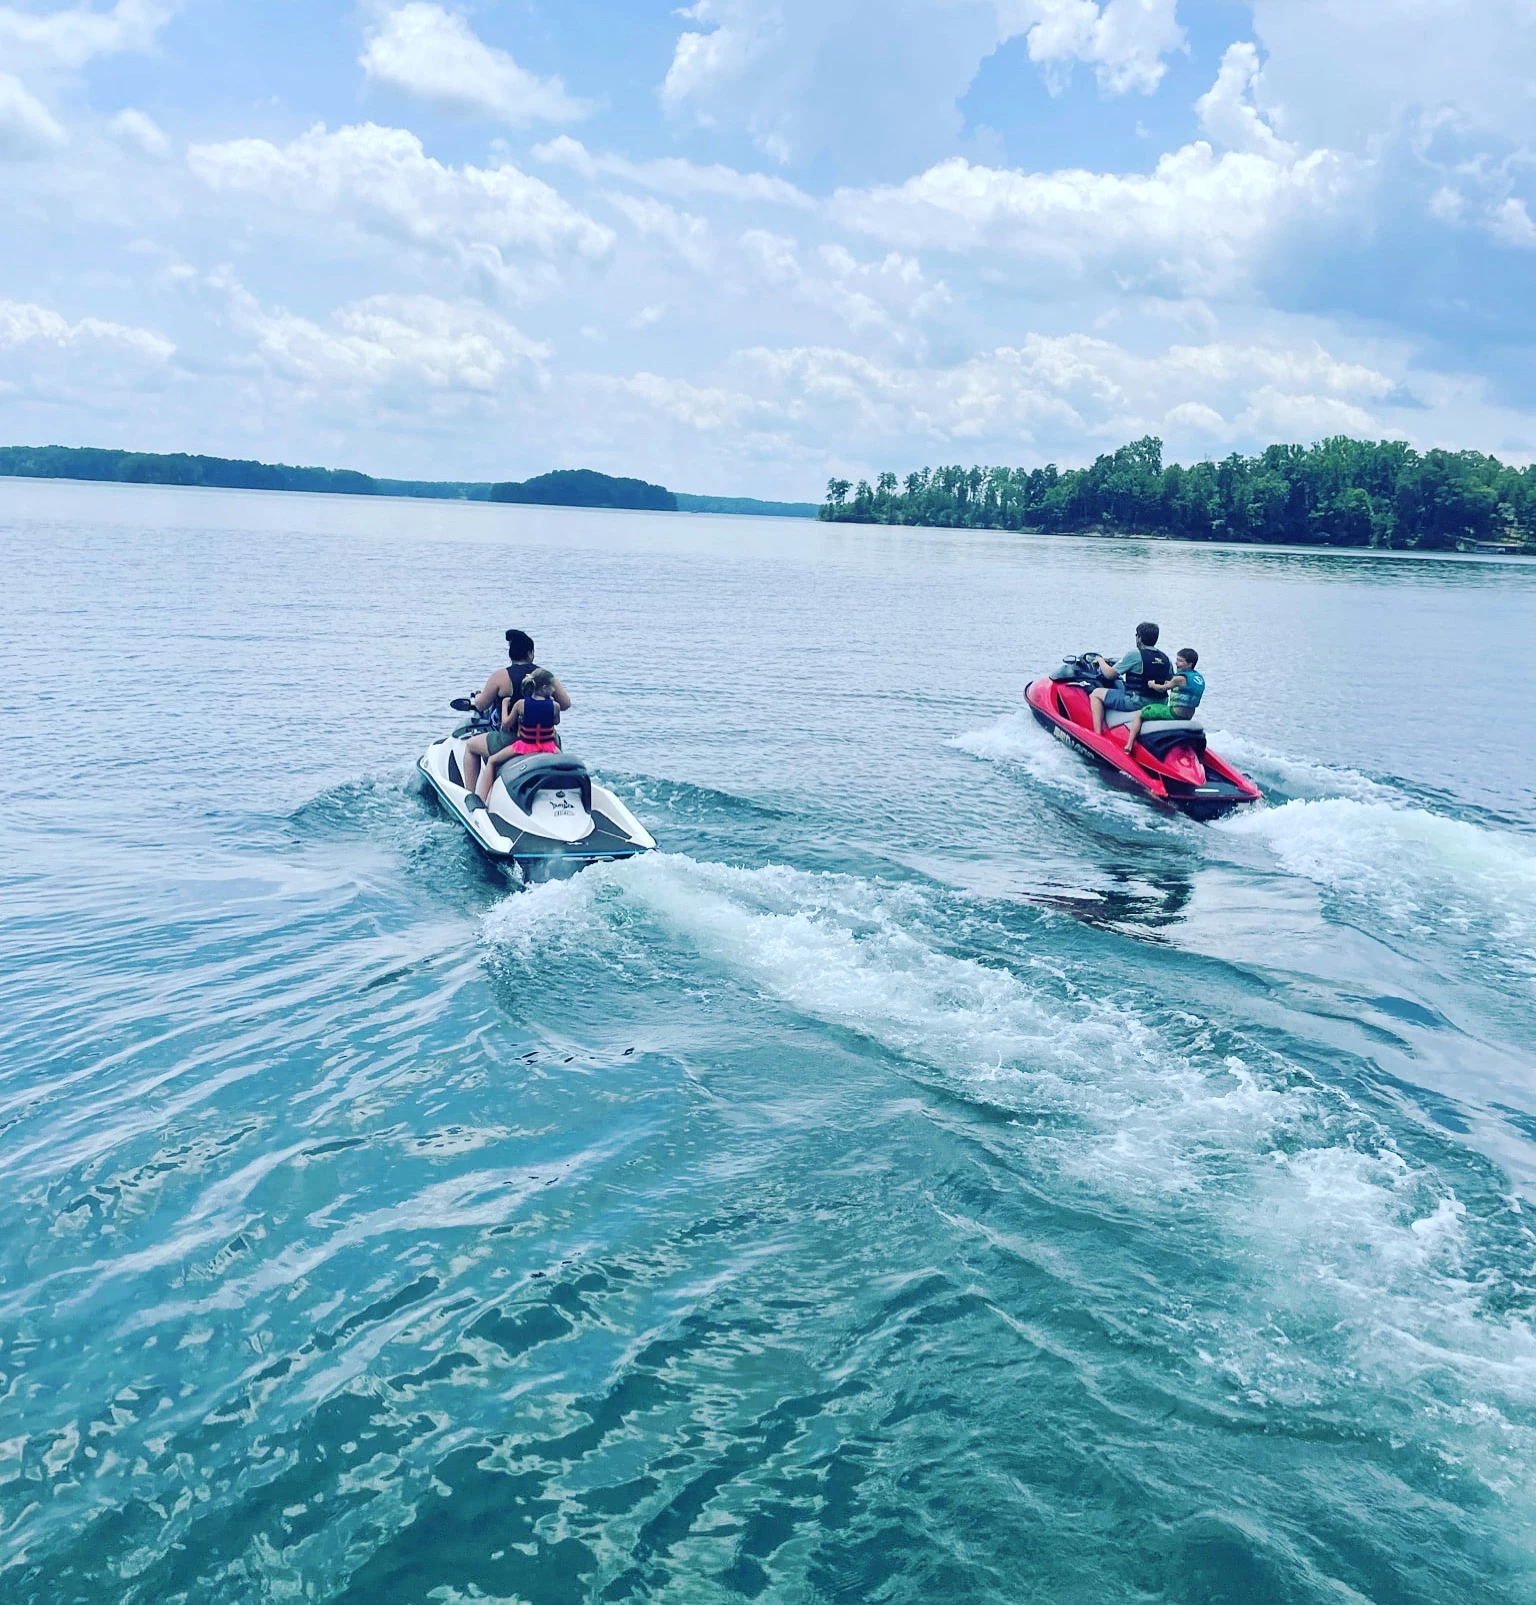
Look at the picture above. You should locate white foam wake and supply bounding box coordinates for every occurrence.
[484,853,1425,1224]
[947,711,1171,830]
[1219,798,1536,982]
[482,851,1536,1485]
[1202,730,1389,804]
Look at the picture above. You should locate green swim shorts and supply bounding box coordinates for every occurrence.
[485,727,518,756]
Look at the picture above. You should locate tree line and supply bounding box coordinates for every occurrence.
[819,436,1536,550]
[0,444,489,499]
[0,444,821,518]
[489,468,675,511]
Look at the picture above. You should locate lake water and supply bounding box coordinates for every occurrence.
[3,478,1536,1603]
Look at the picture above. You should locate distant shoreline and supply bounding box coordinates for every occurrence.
[0,445,820,520]
[819,436,1536,555]
[9,473,1530,561]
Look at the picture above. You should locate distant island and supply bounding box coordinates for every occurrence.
[820,436,1536,552]
[0,445,819,519]
[490,468,675,511]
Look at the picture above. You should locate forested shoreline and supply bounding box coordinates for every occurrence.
[0,445,818,518]
[819,437,1536,551]
[0,444,474,499]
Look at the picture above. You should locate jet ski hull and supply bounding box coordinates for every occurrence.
[1025,670,1260,821]
[418,735,656,882]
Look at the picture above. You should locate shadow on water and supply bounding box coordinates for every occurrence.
[1018,862,1197,941]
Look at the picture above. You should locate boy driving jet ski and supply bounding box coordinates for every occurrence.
[1089,621,1171,736]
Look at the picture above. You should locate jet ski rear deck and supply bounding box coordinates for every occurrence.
[418,709,655,882]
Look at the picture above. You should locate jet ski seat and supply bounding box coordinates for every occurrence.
[1104,710,1203,732]
[1137,721,1207,761]
[496,752,593,816]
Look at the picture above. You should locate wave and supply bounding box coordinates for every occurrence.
[1218,797,1536,988]
[1202,730,1390,804]
[947,711,1174,831]
[951,714,1536,992]
[605,773,789,823]
[480,856,1533,1448]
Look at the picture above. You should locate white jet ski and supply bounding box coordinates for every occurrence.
[418,700,655,882]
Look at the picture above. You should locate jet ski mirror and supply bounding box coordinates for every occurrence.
[449,697,475,712]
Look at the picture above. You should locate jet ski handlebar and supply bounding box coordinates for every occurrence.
[1050,652,1114,685]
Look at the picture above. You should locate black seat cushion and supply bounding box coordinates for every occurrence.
[498,753,593,816]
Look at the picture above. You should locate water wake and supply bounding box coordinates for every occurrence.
[482,852,1536,1496]
[1220,797,1536,991]
[947,712,1172,830]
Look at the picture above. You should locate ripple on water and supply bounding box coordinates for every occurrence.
[6,495,1536,1602]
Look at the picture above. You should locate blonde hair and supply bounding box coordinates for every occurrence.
[521,668,555,699]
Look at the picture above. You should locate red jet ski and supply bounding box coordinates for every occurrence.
[1025,653,1261,821]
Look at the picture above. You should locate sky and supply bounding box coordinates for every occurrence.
[3,1,1536,498]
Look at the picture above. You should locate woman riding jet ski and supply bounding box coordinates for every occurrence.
[1025,652,1261,821]
[418,697,655,882]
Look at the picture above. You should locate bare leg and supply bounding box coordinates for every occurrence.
[478,744,522,803]
[1090,687,1108,735]
[1122,710,1143,753]
[461,733,489,794]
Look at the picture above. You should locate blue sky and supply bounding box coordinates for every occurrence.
[2,0,1535,497]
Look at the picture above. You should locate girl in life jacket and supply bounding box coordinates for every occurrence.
[463,630,571,797]
[507,671,562,755]
[471,671,563,806]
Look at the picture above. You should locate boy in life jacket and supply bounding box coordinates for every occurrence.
[1089,622,1170,736]
[471,670,562,806]
[1119,648,1205,752]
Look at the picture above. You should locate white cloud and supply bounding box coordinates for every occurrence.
[659,0,1187,163]
[218,281,547,396]
[7,0,1536,495]
[188,123,613,290]
[1196,42,1293,159]
[996,0,1186,95]
[108,106,170,158]
[1250,0,1536,152]
[662,0,779,125]
[0,70,66,155]
[659,0,1004,166]
[607,329,1402,477]
[360,3,589,126]
[604,193,714,271]
[0,295,173,360]
[1163,399,1226,436]
[1236,385,1377,440]
[1488,196,1536,248]
[739,232,950,339]
[0,3,177,161]
[0,0,174,70]
[1427,185,1464,224]
[0,296,175,414]
[533,135,813,207]
[603,370,768,434]
[833,139,1354,295]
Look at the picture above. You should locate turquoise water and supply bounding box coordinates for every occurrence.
[3,478,1536,1603]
